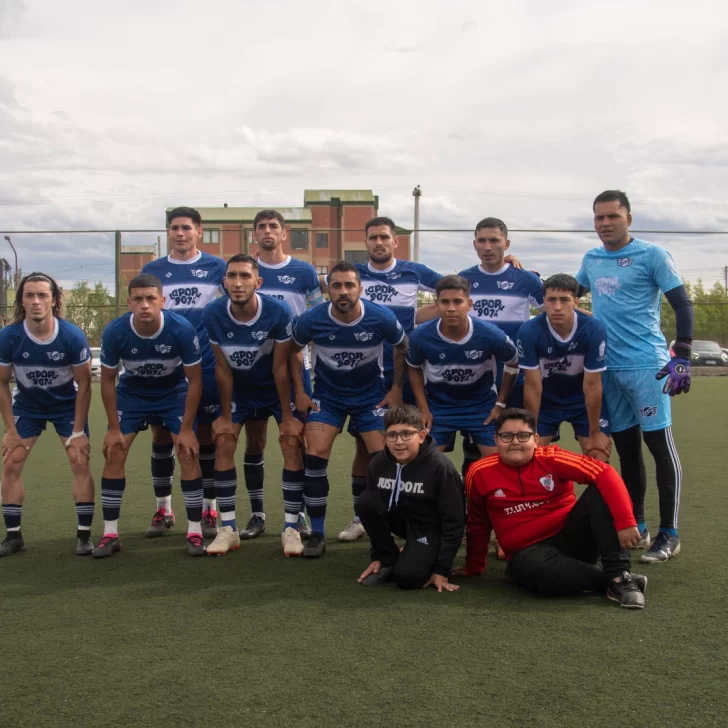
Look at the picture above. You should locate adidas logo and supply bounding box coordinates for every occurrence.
[494,489,506,498]
[416,536,429,546]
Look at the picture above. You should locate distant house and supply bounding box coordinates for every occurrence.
[119,189,411,279]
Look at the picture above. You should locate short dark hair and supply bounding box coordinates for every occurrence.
[253,209,285,229]
[128,273,163,295]
[474,217,508,238]
[593,190,631,213]
[495,408,536,433]
[384,405,424,431]
[365,216,396,236]
[12,272,64,323]
[167,207,202,226]
[328,260,360,284]
[436,274,471,298]
[225,253,259,273]
[543,273,579,297]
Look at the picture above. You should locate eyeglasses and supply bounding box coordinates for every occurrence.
[385,430,420,442]
[497,431,534,443]
[169,224,194,231]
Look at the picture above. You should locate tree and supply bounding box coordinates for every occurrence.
[660,280,728,347]
[65,281,116,345]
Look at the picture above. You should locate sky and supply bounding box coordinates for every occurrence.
[1,0,727,291]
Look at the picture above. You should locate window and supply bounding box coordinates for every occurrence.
[316,232,329,249]
[344,250,370,264]
[246,230,254,245]
[291,230,308,251]
[202,229,220,244]
[315,265,328,275]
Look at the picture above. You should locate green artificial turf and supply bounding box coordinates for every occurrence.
[0,380,726,727]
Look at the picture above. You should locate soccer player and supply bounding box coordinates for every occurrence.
[239,209,323,540]
[576,190,692,563]
[95,274,204,558]
[321,216,442,542]
[456,217,545,476]
[518,274,611,460]
[202,254,305,557]
[141,207,226,539]
[356,405,464,591]
[457,409,647,609]
[290,260,408,558]
[407,275,520,456]
[0,273,95,557]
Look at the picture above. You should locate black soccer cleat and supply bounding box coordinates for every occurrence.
[361,565,395,586]
[76,535,94,556]
[0,533,26,558]
[302,532,327,558]
[297,513,312,541]
[606,572,645,609]
[641,531,680,564]
[92,535,121,559]
[239,515,266,540]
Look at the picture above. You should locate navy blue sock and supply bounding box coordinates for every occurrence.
[351,475,367,516]
[215,467,237,530]
[151,443,174,497]
[243,453,265,516]
[181,477,203,524]
[199,444,216,503]
[282,468,304,527]
[75,501,95,536]
[100,477,126,522]
[2,504,22,531]
[303,454,329,537]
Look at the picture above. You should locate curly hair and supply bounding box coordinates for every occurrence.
[12,272,64,323]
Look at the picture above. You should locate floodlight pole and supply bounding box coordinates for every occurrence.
[412,185,421,262]
[3,236,18,289]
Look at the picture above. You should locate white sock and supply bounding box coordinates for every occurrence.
[285,514,298,525]
[156,496,172,514]
[104,519,119,536]
[203,498,216,512]
[187,521,202,536]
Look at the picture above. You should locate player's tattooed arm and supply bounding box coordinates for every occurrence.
[378,335,408,408]
[407,364,432,432]
[211,343,235,440]
[289,342,318,414]
[522,368,542,425]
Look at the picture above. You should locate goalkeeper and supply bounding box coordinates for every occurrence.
[575,190,693,565]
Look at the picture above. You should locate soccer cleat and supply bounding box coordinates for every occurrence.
[0,533,26,558]
[206,525,240,556]
[92,535,121,559]
[361,565,395,586]
[634,529,651,549]
[145,509,176,538]
[281,527,304,557]
[186,533,206,557]
[76,536,94,556]
[338,520,366,542]
[239,515,266,540]
[631,573,648,594]
[641,531,681,564]
[303,532,327,558]
[297,513,312,541]
[201,510,219,539]
[606,572,645,609]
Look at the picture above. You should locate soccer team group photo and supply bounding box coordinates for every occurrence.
[1,191,696,611]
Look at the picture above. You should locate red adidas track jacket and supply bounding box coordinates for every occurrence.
[463,446,636,575]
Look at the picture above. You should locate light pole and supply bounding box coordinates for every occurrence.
[3,236,18,289]
[412,185,421,262]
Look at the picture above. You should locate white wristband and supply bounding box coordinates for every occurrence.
[65,430,86,448]
[495,401,507,409]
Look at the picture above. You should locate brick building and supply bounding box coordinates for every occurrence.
[119,189,411,279]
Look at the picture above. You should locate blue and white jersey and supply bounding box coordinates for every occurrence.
[142,251,226,372]
[576,238,682,371]
[0,318,90,417]
[292,301,404,402]
[457,263,544,342]
[258,255,323,369]
[101,311,202,396]
[352,259,441,375]
[202,293,292,400]
[517,310,608,411]
[407,317,518,415]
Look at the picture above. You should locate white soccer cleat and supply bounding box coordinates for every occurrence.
[281,527,304,557]
[338,520,366,542]
[206,525,240,556]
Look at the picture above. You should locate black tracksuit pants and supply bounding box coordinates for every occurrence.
[506,485,632,596]
[356,488,441,590]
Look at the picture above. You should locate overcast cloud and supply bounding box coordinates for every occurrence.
[0,0,726,289]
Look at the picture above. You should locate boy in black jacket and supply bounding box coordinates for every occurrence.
[356,405,465,591]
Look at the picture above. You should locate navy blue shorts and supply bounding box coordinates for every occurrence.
[538,405,610,439]
[14,411,88,440]
[117,388,187,436]
[196,368,220,425]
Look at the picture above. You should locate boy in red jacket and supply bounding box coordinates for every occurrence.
[456,408,647,608]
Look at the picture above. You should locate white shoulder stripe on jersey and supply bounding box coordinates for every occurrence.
[584,366,607,373]
[406,359,423,368]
